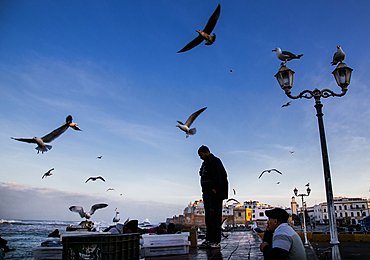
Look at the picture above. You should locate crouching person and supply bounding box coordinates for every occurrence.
[259,208,306,260]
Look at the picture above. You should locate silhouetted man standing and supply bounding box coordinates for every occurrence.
[198,145,228,248]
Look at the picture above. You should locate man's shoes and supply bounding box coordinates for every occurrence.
[198,240,211,248]
[210,242,221,249]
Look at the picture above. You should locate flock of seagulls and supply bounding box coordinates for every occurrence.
[11,3,348,218]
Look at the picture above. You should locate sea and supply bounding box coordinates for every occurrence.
[0,219,157,259]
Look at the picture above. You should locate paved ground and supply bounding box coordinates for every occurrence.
[311,241,370,260]
[143,231,316,259]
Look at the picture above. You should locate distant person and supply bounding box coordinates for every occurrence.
[259,208,306,260]
[148,223,166,234]
[167,223,176,234]
[106,220,138,234]
[197,145,228,249]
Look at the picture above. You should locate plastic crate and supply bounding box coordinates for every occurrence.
[33,246,62,260]
[142,242,190,257]
[62,233,140,260]
[142,232,189,246]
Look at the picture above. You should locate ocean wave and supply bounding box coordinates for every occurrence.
[0,219,76,226]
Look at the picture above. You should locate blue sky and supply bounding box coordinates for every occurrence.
[1,0,370,224]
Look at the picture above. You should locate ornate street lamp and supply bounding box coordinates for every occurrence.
[275,61,353,260]
[293,186,311,246]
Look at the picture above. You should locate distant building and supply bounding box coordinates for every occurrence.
[291,196,298,215]
[180,199,276,228]
[311,197,369,225]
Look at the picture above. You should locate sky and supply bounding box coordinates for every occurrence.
[1,0,370,224]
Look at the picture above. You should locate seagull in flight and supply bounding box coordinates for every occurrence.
[290,151,294,154]
[42,168,54,179]
[305,183,310,187]
[11,115,80,154]
[96,156,102,159]
[107,188,115,192]
[258,169,283,179]
[69,203,108,219]
[272,47,303,65]
[331,45,345,65]
[85,176,105,183]
[178,3,221,53]
[176,107,207,138]
[233,188,236,195]
[226,198,240,204]
[282,102,291,108]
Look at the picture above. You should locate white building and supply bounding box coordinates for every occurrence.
[311,197,369,225]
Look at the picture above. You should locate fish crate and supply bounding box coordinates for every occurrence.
[62,233,140,260]
[33,246,63,260]
[141,232,190,257]
[142,232,189,246]
[142,242,190,257]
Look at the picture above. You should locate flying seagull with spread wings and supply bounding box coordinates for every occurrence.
[331,45,345,65]
[85,176,105,183]
[282,102,291,108]
[11,115,80,154]
[272,47,303,65]
[226,198,240,204]
[176,107,207,138]
[69,203,108,219]
[42,168,54,179]
[258,168,283,179]
[178,3,221,53]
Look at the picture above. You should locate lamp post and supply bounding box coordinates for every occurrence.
[275,61,353,260]
[294,186,311,246]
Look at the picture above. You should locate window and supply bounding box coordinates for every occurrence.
[340,213,343,217]
[362,205,365,209]
[345,212,348,217]
[324,208,327,212]
[357,212,360,216]
[344,205,347,210]
[351,212,354,217]
[259,212,264,217]
[334,206,336,210]
[252,215,255,218]
[339,206,342,210]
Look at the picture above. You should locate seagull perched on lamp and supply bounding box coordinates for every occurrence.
[272,47,303,65]
[178,3,221,53]
[331,45,345,65]
[176,107,207,138]
[11,115,81,154]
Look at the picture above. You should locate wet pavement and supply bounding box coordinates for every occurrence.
[143,231,317,259]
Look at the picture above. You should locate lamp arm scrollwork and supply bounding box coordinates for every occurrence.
[284,87,347,101]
